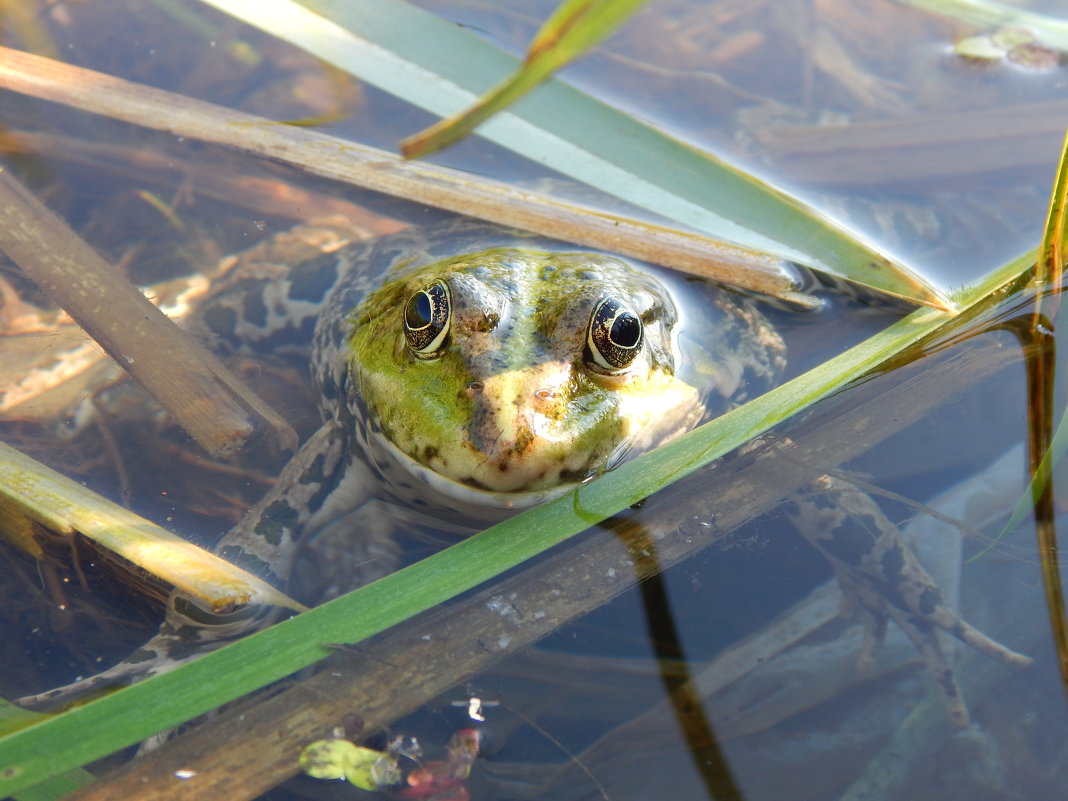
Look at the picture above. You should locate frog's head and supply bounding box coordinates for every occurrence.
[347,248,737,507]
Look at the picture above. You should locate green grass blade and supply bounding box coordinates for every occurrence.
[197,0,953,309]
[0,249,1030,798]
[0,701,92,800]
[401,0,649,157]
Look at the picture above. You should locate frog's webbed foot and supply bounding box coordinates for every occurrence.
[785,475,1032,728]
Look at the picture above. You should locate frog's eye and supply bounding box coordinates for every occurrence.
[586,296,644,374]
[404,281,451,357]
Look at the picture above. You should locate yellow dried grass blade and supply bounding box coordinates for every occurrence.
[0,441,305,613]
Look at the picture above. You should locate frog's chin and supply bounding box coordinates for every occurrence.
[367,429,576,516]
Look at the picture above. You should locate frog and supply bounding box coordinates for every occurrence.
[19,218,1030,727]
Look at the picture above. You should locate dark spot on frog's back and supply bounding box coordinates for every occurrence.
[919,586,943,616]
[823,513,880,565]
[513,427,535,454]
[202,305,239,348]
[254,500,300,545]
[288,252,342,303]
[879,541,905,581]
[809,493,839,511]
[242,283,269,328]
[298,451,327,485]
[320,372,339,402]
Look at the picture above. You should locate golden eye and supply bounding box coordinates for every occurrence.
[586,296,643,374]
[403,281,451,357]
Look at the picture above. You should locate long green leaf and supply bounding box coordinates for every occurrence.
[0,701,92,800]
[401,0,648,157]
[0,248,1031,798]
[197,0,952,309]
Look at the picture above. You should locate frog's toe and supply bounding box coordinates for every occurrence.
[947,617,1033,668]
[900,620,972,728]
[854,604,888,675]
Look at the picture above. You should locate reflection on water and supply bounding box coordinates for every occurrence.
[416,0,1063,287]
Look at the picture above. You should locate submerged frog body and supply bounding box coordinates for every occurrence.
[199,220,785,591]
[22,219,1029,725]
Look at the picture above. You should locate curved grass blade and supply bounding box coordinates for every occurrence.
[980,128,1068,545]
[197,0,953,309]
[401,0,648,158]
[0,249,1030,798]
[975,129,1068,692]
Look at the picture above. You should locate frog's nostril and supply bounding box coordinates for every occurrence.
[466,381,484,396]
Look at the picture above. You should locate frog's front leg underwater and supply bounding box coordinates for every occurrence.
[786,474,1032,728]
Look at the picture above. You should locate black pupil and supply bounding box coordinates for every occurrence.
[610,312,640,347]
[408,292,433,328]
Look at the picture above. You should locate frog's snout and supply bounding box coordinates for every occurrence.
[462,362,580,480]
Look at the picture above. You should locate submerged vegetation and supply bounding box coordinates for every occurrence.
[0,1,1066,799]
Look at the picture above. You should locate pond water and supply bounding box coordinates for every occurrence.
[0,1,1065,800]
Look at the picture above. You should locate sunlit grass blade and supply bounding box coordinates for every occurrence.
[0,441,306,613]
[197,0,953,309]
[1036,130,1068,317]
[0,46,807,303]
[401,0,648,158]
[896,0,1068,50]
[0,248,1032,798]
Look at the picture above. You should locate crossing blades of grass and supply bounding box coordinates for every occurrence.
[198,0,954,309]
[400,0,649,158]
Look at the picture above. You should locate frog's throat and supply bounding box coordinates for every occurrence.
[367,428,575,513]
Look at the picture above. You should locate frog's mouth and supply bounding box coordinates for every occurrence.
[364,360,614,497]
[365,426,577,513]
[365,360,704,510]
